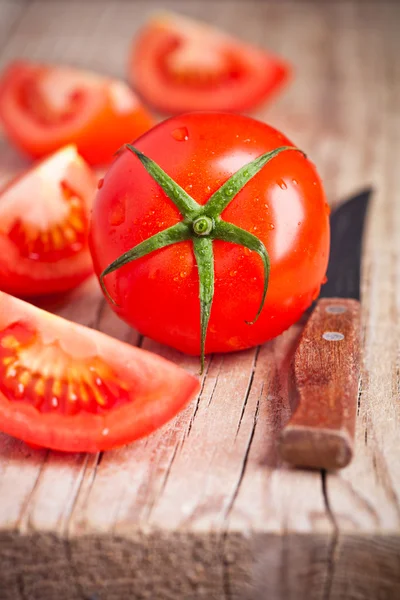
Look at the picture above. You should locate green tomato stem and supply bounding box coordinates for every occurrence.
[193,216,214,236]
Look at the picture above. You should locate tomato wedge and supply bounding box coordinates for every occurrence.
[0,145,96,297]
[129,13,291,114]
[0,61,154,165]
[0,292,199,452]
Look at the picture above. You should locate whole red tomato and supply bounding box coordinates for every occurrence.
[90,113,329,366]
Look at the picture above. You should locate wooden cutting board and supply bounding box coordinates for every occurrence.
[0,1,399,599]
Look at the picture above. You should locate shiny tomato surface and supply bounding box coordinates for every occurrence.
[90,113,330,356]
[0,61,154,165]
[0,292,199,452]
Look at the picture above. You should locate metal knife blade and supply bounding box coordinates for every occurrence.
[279,188,372,470]
[320,188,371,300]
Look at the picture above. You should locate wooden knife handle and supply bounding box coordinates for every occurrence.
[279,298,361,470]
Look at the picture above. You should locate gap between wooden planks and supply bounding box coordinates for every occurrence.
[0,1,399,599]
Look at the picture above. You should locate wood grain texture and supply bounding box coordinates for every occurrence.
[0,1,27,51]
[0,1,399,599]
[280,298,361,470]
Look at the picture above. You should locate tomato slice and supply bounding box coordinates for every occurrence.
[0,292,199,452]
[130,13,291,114]
[0,145,96,297]
[0,61,154,165]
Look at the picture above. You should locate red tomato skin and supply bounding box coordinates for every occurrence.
[90,113,330,355]
[0,245,93,298]
[0,62,154,165]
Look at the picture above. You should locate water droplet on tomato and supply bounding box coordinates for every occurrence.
[325,203,331,214]
[102,428,109,436]
[186,184,193,191]
[97,178,104,189]
[264,203,269,209]
[230,270,237,277]
[109,201,126,226]
[269,223,275,230]
[172,127,189,141]
[322,275,328,284]
[244,248,252,256]
[243,138,251,143]
[292,178,298,185]
[51,397,59,408]
[278,179,287,190]
[227,336,242,349]
[180,271,187,278]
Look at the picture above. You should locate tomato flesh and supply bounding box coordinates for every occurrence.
[130,13,291,113]
[0,292,199,452]
[0,145,96,297]
[0,322,129,416]
[7,180,87,262]
[90,113,330,357]
[18,69,86,127]
[0,61,154,165]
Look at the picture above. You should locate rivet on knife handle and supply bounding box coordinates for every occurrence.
[279,297,361,470]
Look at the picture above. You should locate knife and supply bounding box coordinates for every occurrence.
[279,188,372,470]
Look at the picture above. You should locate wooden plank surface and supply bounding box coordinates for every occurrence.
[0,1,399,599]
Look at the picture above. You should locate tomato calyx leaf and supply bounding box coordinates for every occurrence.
[126,145,201,219]
[101,144,303,371]
[205,146,300,217]
[100,221,192,304]
[211,220,270,325]
[192,237,214,373]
